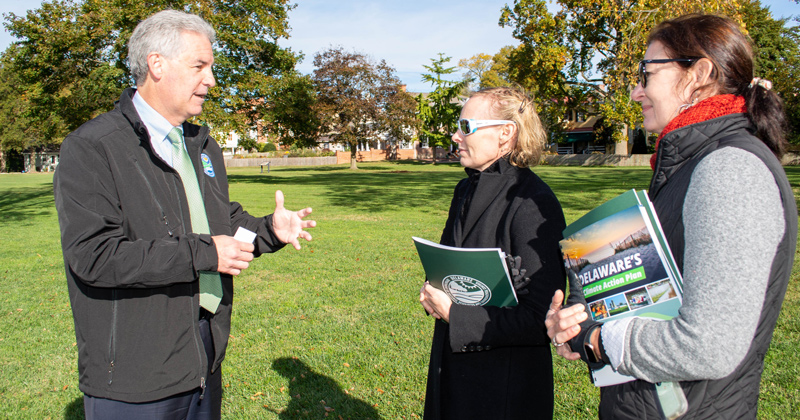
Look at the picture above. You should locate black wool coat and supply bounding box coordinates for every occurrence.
[423,158,566,420]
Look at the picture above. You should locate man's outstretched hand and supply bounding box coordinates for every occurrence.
[272,190,315,250]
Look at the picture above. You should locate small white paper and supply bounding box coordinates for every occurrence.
[234,227,257,243]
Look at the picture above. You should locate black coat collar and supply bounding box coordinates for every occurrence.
[458,157,520,245]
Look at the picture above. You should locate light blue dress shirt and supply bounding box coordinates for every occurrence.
[131,90,183,168]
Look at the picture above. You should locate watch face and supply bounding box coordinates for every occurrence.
[585,343,599,364]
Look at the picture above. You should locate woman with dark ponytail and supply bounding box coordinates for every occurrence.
[546,14,797,419]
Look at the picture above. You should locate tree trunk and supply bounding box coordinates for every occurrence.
[350,146,358,170]
[431,147,437,164]
[614,124,630,155]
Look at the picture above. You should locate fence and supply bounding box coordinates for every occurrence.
[224,156,337,168]
[542,154,653,166]
[335,149,416,164]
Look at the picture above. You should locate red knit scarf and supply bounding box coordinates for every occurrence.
[650,94,747,170]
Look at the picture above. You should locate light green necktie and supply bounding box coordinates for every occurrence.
[168,127,223,313]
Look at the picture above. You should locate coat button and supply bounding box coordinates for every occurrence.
[485,345,492,351]
[476,346,483,351]
[461,346,467,352]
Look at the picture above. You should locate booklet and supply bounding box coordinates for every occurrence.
[412,237,518,307]
[560,189,683,386]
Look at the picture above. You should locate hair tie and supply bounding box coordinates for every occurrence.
[749,77,772,91]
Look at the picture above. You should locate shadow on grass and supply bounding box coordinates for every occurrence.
[253,160,461,174]
[0,185,55,222]
[64,397,83,419]
[267,357,380,420]
[229,163,659,216]
[229,167,464,214]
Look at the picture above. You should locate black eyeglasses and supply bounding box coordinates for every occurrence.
[638,58,698,88]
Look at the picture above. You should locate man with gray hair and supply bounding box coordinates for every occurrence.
[53,10,315,419]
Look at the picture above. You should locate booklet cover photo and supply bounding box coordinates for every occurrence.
[561,204,680,323]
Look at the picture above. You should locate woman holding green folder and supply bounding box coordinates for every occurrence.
[419,87,567,419]
[545,14,797,419]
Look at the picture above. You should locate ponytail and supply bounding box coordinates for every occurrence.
[740,78,788,158]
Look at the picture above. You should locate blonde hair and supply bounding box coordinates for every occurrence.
[470,87,547,168]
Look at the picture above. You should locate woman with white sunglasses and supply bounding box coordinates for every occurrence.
[420,87,566,419]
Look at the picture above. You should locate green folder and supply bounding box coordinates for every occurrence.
[413,237,518,307]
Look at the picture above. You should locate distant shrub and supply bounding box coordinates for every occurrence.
[256,142,277,153]
[287,147,334,158]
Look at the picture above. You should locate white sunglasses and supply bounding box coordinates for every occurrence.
[457,119,516,136]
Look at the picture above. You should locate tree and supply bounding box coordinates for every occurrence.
[237,137,257,154]
[458,53,493,92]
[312,46,415,169]
[458,47,516,92]
[500,0,742,147]
[742,0,800,144]
[483,46,515,89]
[417,54,466,163]
[1,0,301,156]
[383,85,421,158]
[2,0,125,148]
[264,72,320,148]
[0,47,41,155]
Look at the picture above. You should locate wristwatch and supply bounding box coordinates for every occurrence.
[583,324,610,368]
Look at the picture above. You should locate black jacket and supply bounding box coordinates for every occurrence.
[596,114,797,419]
[424,158,566,419]
[53,88,286,402]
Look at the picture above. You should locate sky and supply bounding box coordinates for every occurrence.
[1,0,798,92]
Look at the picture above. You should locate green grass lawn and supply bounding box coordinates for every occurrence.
[1,161,797,419]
